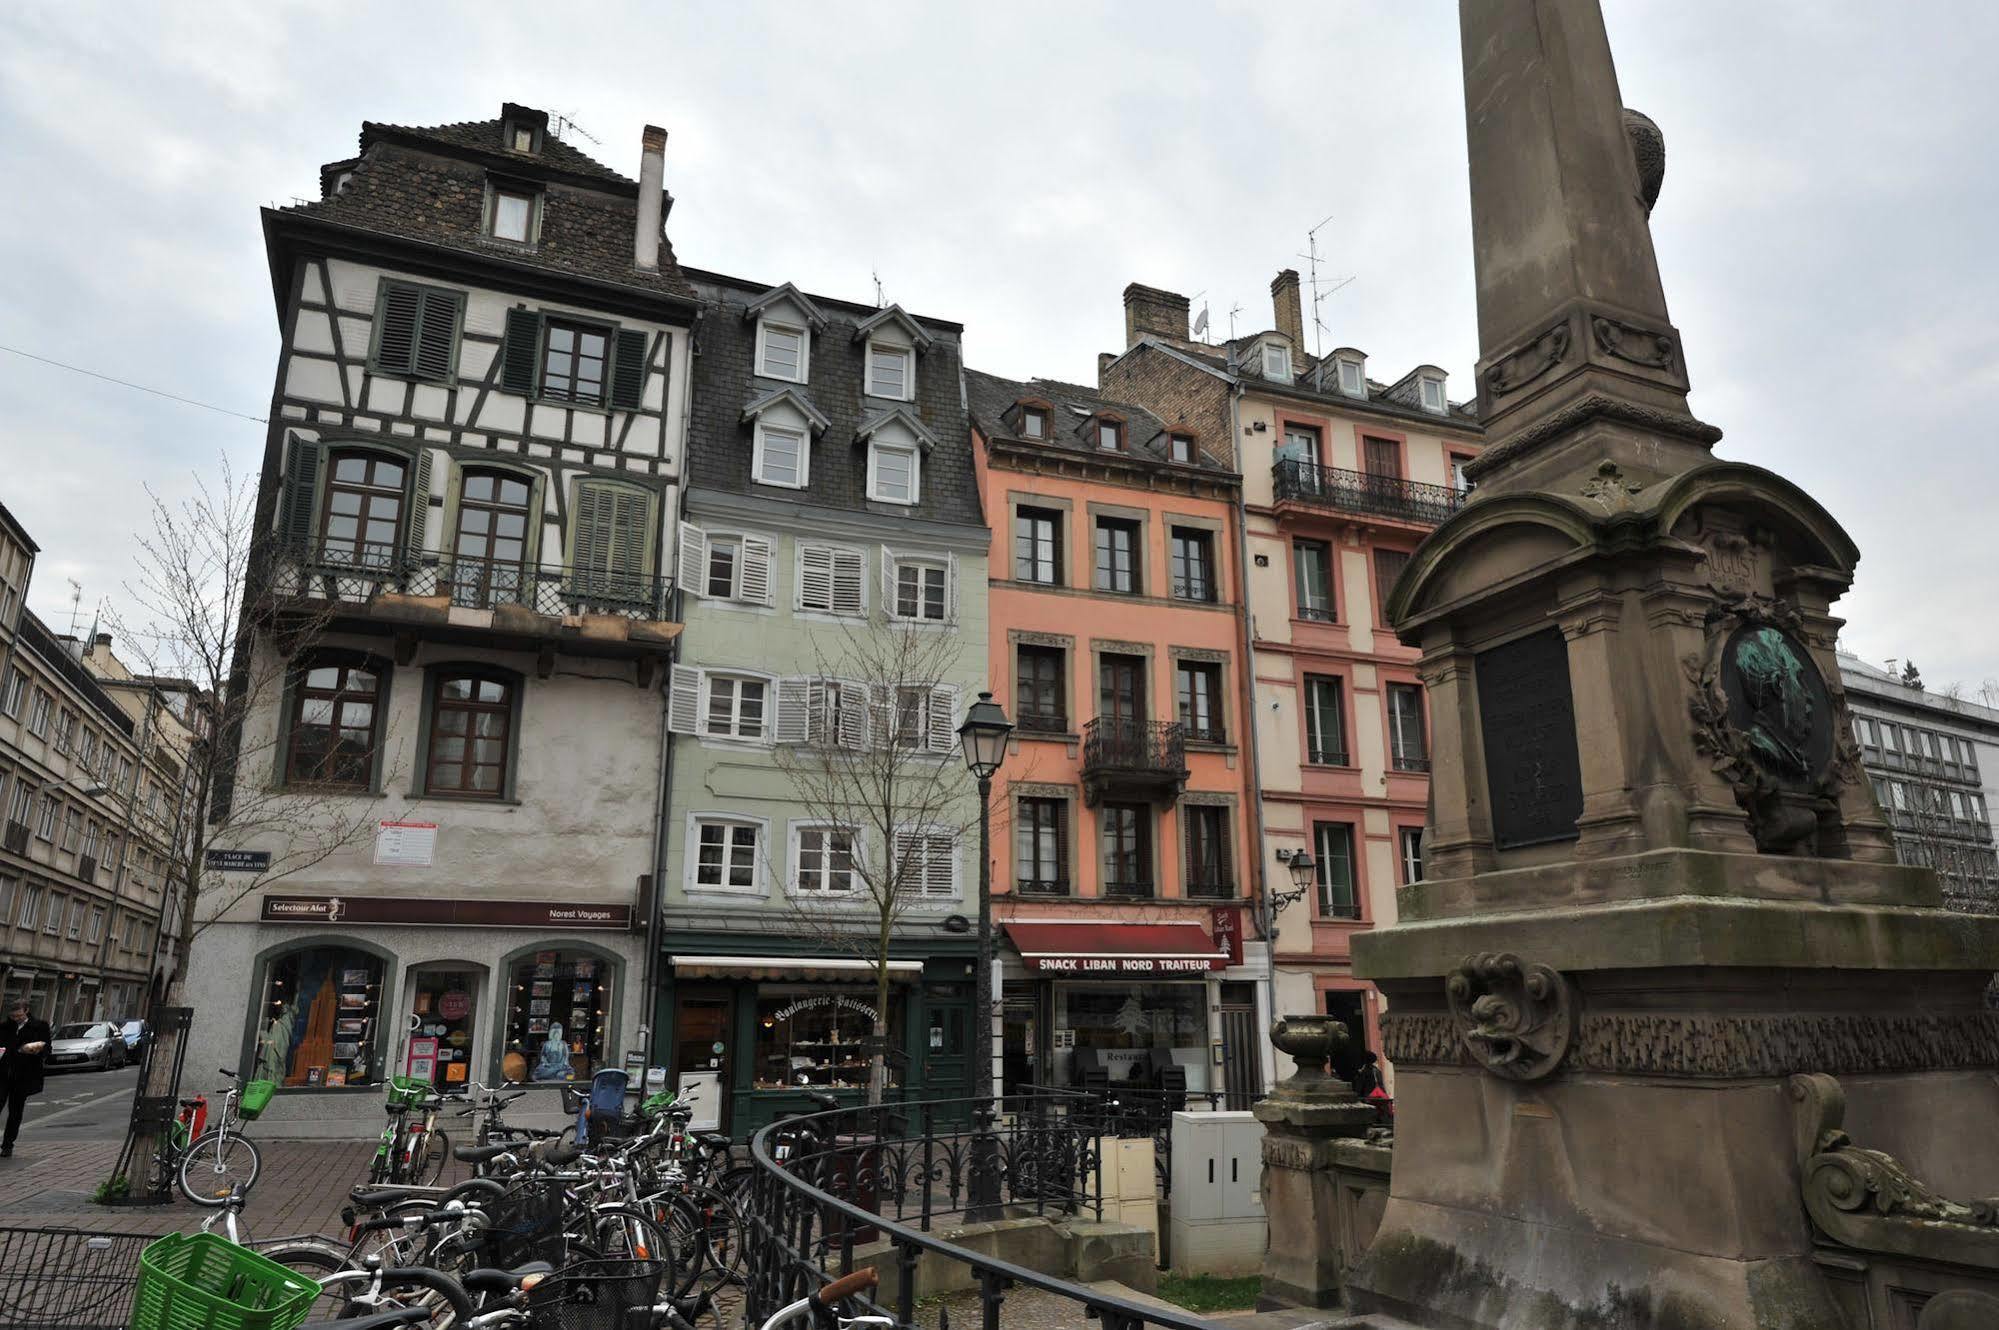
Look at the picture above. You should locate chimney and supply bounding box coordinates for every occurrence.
[1271,269,1304,352]
[94,632,112,652]
[1097,351,1117,383]
[634,125,667,273]
[1123,283,1191,348]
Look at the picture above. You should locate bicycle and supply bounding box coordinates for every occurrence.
[175,1067,273,1205]
[757,1267,888,1330]
[371,1074,451,1186]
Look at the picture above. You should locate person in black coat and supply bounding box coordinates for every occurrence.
[0,998,52,1158]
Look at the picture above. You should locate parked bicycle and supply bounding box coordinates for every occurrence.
[371,1074,451,1187]
[175,1067,273,1205]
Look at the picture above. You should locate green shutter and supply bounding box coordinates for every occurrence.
[373,282,421,375]
[610,328,649,410]
[413,290,461,381]
[501,308,542,394]
[406,448,435,559]
[571,481,656,607]
[277,436,322,552]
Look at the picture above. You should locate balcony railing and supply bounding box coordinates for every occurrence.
[1082,718,1188,778]
[1016,877,1071,897]
[1104,880,1156,899]
[267,541,672,622]
[1186,878,1235,900]
[1274,458,1467,526]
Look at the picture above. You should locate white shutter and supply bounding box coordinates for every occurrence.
[870,683,896,750]
[775,677,810,743]
[676,522,708,599]
[927,685,957,754]
[922,832,957,896]
[943,551,958,623]
[740,534,775,606]
[832,548,866,616]
[837,680,868,749]
[667,664,702,735]
[892,828,918,896]
[804,678,830,745]
[798,544,834,612]
[879,546,900,619]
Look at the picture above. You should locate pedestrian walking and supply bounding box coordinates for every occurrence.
[0,998,53,1158]
[1349,1048,1385,1097]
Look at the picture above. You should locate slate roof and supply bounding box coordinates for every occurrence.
[282,108,693,300]
[1142,334,1482,428]
[682,271,982,528]
[963,367,1234,474]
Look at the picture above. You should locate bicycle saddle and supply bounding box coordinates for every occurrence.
[462,1261,555,1295]
[348,1184,434,1209]
[453,1142,515,1164]
[695,1131,732,1150]
[299,1311,429,1330]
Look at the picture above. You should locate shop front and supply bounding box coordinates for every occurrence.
[1000,919,1244,1104]
[656,938,978,1136]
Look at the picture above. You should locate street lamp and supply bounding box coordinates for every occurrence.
[956,692,1012,1114]
[1284,849,1316,895]
[1258,848,1318,1095]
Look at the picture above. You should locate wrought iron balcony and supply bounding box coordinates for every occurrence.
[1081,717,1189,806]
[1273,458,1467,526]
[1104,880,1156,899]
[267,541,672,622]
[1185,878,1235,901]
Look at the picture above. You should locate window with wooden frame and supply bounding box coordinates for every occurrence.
[1399,826,1424,885]
[678,523,774,607]
[1314,821,1359,918]
[692,819,761,892]
[1361,436,1403,479]
[1014,507,1063,584]
[540,319,610,405]
[1016,646,1067,733]
[1095,419,1124,452]
[487,184,537,243]
[370,280,464,382]
[286,658,384,790]
[1262,343,1292,381]
[1170,527,1217,602]
[448,470,534,607]
[704,674,769,742]
[866,342,913,400]
[500,309,648,409]
[867,441,919,505]
[1093,518,1141,594]
[426,673,514,798]
[794,824,859,894]
[753,422,808,489]
[1100,803,1153,897]
[1293,540,1334,621]
[1020,407,1048,439]
[1176,661,1225,743]
[1014,797,1069,895]
[1185,805,1233,899]
[0,667,24,718]
[27,687,52,737]
[890,557,949,622]
[33,794,56,841]
[1304,675,1348,766]
[1169,433,1195,463]
[1388,682,1429,772]
[756,321,807,382]
[1276,423,1320,469]
[320,451,407,571]
[1373,547,1411,620]
[43,891,62,935]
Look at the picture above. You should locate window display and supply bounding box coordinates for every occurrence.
[257,947,384,1087]
[754,985,903,1091]
[503,951,610,1082]
[1049,982,1206,1089]
[405,969,478,1089]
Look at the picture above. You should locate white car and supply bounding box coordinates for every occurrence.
[46,1022,128,1072]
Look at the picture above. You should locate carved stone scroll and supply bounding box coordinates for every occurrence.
[1444,953,1576,1081]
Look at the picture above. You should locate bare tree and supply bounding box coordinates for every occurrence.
[101,456,399,1195]
[761,619,992,1105]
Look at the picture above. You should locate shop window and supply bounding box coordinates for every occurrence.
[254,945,386,1088]
[754,985,904,1092]
[1049,983,1207,1091]
[501,950,612,1084]
[402,969,480,1090]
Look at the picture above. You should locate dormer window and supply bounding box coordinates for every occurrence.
[488,185,536,243]
[333,170,353,195]
[1336,358,1365,399]
[511,125,536,153]
[1021,408,1048,439]
[1263,342,1292,382]
[867,342,913,401]
[1169,433,1195,464]
[1419,373,1447,414]
[1096,420,1123,452]
[868,442,919,504]
[757,322,808,383]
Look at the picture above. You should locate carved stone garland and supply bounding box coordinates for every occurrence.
[1444,952,1576,1081]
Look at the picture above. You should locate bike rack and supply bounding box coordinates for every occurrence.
[103,1004,193,1206]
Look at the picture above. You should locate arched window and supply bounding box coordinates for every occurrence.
[449,470,534,609]
[320,451,406,570]
[287,658,383,789]
[427,672,514,797]
[254,943,387,1088]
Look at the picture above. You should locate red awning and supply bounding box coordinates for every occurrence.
[1004,921,1230,975]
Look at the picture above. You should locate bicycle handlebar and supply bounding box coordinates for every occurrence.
[812,1268,880,1307]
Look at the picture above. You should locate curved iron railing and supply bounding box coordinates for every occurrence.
[742,1092,1221,1330]
[1020,1085,1231,1196]
[1273,458,1467,526]
[265,540,672,621]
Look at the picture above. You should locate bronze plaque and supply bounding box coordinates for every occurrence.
[1477,628,1584,848]
[1719,623,1834,789]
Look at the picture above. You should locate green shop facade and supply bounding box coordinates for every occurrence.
[653,929,979,1135]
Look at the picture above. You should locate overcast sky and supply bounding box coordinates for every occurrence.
[3,3,1995,688]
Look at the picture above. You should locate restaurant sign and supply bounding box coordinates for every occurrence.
[260,895,630,930]
[1024,955,1222,975]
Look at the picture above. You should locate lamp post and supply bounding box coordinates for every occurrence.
[1259,848,1316,1094]
[955,691,1013,1110]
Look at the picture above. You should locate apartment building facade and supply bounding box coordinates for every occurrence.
[966,369,1268,1109]
[1100,273,1482,1063]
[0,502,196,1026]
[654,273,990,1134]
[1839,653,1999,912]
[186,105,695,1126]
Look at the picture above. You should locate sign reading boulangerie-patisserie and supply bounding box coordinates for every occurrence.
[259,895,631,929]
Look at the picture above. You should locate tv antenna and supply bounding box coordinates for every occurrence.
[549,111,600,146]
[872,268,885,308]
[66,579,83,639]
[1299,213,1356,357]
[1226,302,1243,341]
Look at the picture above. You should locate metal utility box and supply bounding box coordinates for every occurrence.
[1167,1109,1264,1274]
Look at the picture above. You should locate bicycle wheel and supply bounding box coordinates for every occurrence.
[256,1240,357,1321]
[176,1129,262,1205]
[666,1266,737,1330]
[589,1204,679,1293]
[662,1188,745,1279]
[413,1128,450,1186]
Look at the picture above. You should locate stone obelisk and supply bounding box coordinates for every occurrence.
[1338,2,1999,1327]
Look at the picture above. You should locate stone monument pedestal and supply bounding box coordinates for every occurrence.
[1255,1015,1380,1309]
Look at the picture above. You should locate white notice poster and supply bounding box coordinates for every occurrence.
[374,820,438,866]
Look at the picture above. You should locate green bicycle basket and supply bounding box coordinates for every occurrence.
[131,1231,320,1330]
[238,1078,277,1121]
[640,1090,674,1117]
[386,1073,431,1109]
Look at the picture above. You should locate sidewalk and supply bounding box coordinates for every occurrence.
[0,1138,467,1239]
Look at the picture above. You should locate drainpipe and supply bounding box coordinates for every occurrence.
[1225,380,1280,1093]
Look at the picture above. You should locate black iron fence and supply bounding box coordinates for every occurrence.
[1082,717,1188,777]
[743,1092,1220,1330]
[1273,458,1467,526]
[266,540,672,622]
[0,1227,151,1329]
